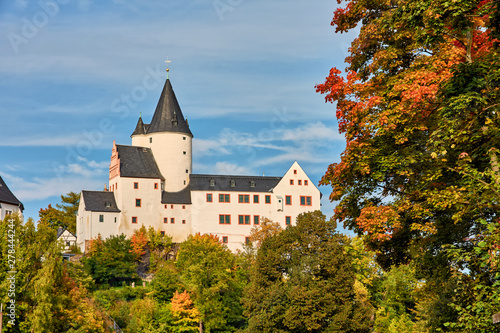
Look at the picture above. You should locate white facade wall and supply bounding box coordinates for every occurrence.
[158,203,193,243]
[114,177,162,235]
[110,176,193,243]
[132,132,192,192]
[76,201,121,252]
[0,203,22,221]
[57,230,77,252]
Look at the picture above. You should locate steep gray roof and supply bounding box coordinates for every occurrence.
[162,186,192,204]
[81,190,121,212]
[147,79,193,137]
[131,116,147,136]
[0,176,24,211]
[116,145,164,179]
[190,174,281,192]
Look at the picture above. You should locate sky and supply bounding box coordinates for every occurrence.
[0,0,357,225]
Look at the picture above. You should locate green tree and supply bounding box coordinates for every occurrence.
[82,234,138,287]
[152,262,184,302]
[317,0,499,329]
[243,211,373,333]
[0,214,107,332]
[38,191,80,234]
[176,233,246,332]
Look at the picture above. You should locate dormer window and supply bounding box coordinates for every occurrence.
[210,179,215,187]
[230,180,235,188]
[105,202,111,208]
[250,181,255,188]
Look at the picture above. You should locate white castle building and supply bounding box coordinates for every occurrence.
[76,77,321,252]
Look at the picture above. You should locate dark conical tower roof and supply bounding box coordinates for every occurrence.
[131,115,146,137]
[147,79,193,137]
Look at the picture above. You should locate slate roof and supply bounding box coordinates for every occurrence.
[131,116,147,136]
[0,176,24,211]
[116,145,164,179]
[146,79,193,137]
[190,174,282,192]
[162,186,192,204]
[81,190,121,212]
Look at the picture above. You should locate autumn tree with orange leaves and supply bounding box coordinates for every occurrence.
[317,0,500,330]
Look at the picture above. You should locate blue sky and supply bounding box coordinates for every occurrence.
[0,0,357,224]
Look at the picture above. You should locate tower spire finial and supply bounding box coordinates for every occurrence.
[165,57,171,79]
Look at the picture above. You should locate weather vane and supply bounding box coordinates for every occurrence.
[165,57,171,79]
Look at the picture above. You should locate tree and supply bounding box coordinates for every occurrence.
[171,291,201,333]
[316,0,499,329]
[38,192,80,234]
[0,214,107,332]
[243,211,373,332]
[176,233,246,332]
[82,234,138,287]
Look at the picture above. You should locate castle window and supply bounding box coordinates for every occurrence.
[114,217,117,223]
[210,179,215,187]
[134,182,139,189]
[265,195,271,204]
[250,181,255,188]
[219,214,231,224]
[294,169,297,174]
[132,217,138,224]
[222,236,228,243]
[164,218,168,224]
[184,180,186,185]
[230,180,235,187]
[238,215,250,225]
[290,179,294,185]
[253,195,259,203]
[298,180,302,185]
[99,214,104,222]
[219,194,230,203]
[286,216,291,225]
[207,193,213,202]
[183,137,186,140]
[182,220,186,224]
[183,151,186,155]
[171,218,175,224]
[150,138,152,143]
[300,196,312,206]
[154,183,158,189]
[135,199,141,207]
[186,169,189,173]
[254,215,260,225]
[171,205,174,209]
[238,195,249,203]
[285,195,292,205]
[160,231,165,236]
[304,180,308,186]
[182,205,186,209]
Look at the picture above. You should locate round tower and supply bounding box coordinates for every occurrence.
[131,78,193,193]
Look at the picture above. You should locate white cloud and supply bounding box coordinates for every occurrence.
[213,162,252,175]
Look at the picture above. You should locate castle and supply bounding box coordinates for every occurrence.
[76,76,321,252]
